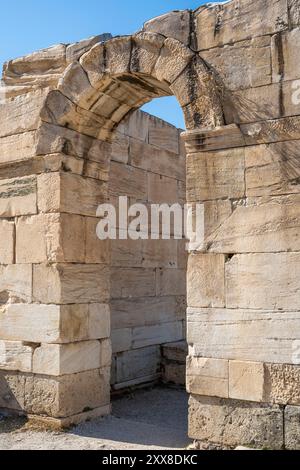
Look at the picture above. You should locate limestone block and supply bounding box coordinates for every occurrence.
[132,321,183,349]
[240,115,300,146]
[0,221,14,264]
[284,406,300,450]
[100,339,112,368]
[66,34,112,63]
[148,115,179,154]
[0,303,108,344]
[115,346,160,384]
[0,371,26,411]
[187,357,229,398]
[229,361,265,403]
[0,89,48,138]
[85,217,110,264]
[195,0,287,50]
[3,44,66,86]
[162,341,188,362]
[154,38,193,85]
[33,263,109,304]
[0,341,33,373]
[0,131,37,164]
[143,10,191,45]
[201,36,272,92]
[162,363,186,386]
[245,141,300,197]
[111,328,132,354]
[16,213,86,263]
[264,364,300,406]
[40,90,107,140]
[187,254,225,308]
[186,148,245,202]
[87,304,110,340]
[0,264,32,303]
[58,62,97,110]
[156,269,186,296]
[281,28,300,81]
[130,139,184,181]
[111,238,143,268]
[289,0,300,27]
[105,37,132,75]
[147,172,178,204]
[120,111,149,142]
[24,368,110,418]
[111,268,156,299]
[282,80,300,117]
[189,395,283,450]
[226,253,300,310]
[130,32,164,76]
[224,84,280,124]
[111,295,184,330]
[109,162,147,199]
[187,307,300,364]
[207,194,300,253]
[32,341,102,376]
[0,175,37,217]
[111,132,129,164]
[36,122,112,164]
[37,172,107,216]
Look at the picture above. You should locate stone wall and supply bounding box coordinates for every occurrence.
[1,0,300,449]
[109,111,186,389]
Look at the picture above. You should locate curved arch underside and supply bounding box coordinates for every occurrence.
[40,33,224,141]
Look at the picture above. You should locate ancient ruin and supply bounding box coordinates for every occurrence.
[1,0,300,449]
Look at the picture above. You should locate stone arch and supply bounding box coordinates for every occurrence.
[38,33,224,144]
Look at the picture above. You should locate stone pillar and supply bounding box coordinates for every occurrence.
[184,121,300,450]
[0,89,111,427]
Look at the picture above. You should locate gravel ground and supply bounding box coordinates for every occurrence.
[0,386,192,450]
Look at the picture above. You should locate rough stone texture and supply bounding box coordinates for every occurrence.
[285,406,300,450]
[189,395,284,450]
[2,0,300,448]
[187,357,229,398]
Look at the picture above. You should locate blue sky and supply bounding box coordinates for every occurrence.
[0,0,206,128]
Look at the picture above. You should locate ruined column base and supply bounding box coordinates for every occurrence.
[189,395,284,450]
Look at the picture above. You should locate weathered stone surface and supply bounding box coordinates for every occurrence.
[24,368,110,418]
[111,131,129,164]
[16,213,86,263]
[281,28,300,82]
[148,115,180,154]
[245,141,300,197]
[111,296,184,330]
[147,172,178,204]
[154,38,193,85]
[195,0,288,50]
[186,148,245,202]
[189,395,283,449]
[187,357,229,398]
[111,328,132,354]
[114,346,160,385]
[0,221,14,264]
[226,253,300,310]
[285,406,300,450]
[111,268,156,299]
[188,308,300,364]
[131,321,183,350]
[207,194,300,253]
[162,341,187,362]
[32,341,102,376]
[109,161,147,199]
[289,0,300,28]
[200,36,272,92]
[111,239,178,269]
[0,131,37,164]
[156,269,186,296]
[0,264,32,303]
[66,34,112,63]
[0,371,26,410]
[37,172,107,216]
[229,361,265,402]
[120,111,149,142]
[85,217,110,265]
[187,254,225,308]
[0,341,33,373]
[0,303,108,344]
[0,175,37,217]
[33,263,109,304]
[0,89,47,138]
[264,363,300,406]
[143,10,191,45]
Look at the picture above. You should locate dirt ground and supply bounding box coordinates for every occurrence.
[0,386,192,450]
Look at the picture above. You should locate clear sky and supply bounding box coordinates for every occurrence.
[0,0,207,128]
